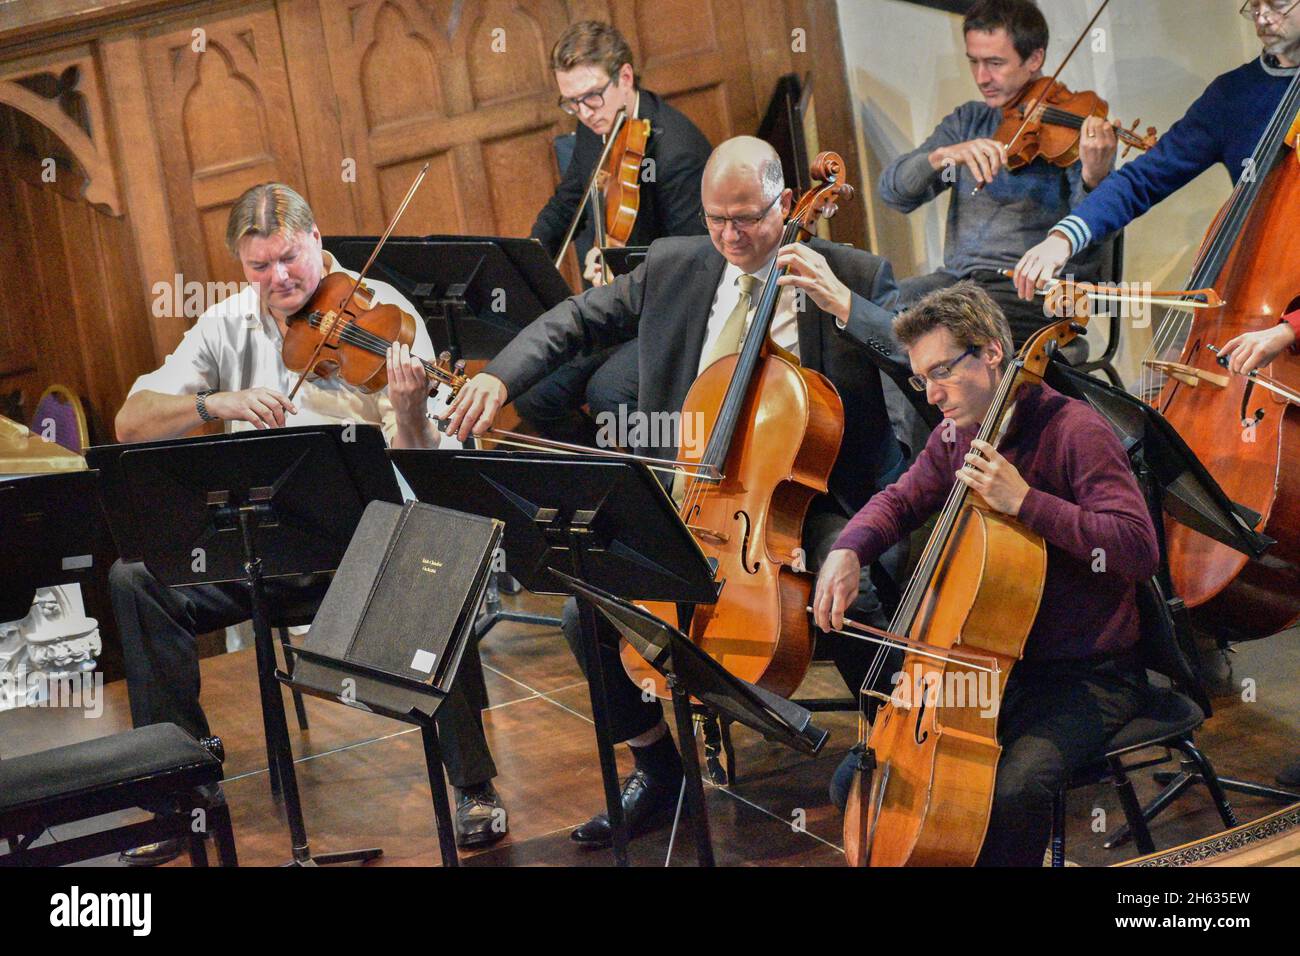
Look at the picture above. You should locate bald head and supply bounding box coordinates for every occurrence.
[700,136,791,272]
[703,136,785,202]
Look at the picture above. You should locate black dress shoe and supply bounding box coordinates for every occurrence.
[119,837,185,867]
[571,767,683,848]
[454,783,508,848]
[1276,755,1300,790]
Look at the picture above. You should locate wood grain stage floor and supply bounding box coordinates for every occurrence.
[4,591,1299,867]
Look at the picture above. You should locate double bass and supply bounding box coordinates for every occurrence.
[1138,65,1300,640]
[620,153,853,699]
[841,316,1089,867]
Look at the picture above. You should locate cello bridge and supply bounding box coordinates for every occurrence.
[687,524,730,544]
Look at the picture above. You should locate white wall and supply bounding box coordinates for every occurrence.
[837,0,1259,380]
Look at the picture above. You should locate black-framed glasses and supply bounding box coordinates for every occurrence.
[558,77,614,116]
[700,193,782,232]
[908,345,979,392]
[1239,0,1300,21]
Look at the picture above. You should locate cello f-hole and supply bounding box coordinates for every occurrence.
[734,510,760,574]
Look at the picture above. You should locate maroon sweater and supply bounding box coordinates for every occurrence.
[834,383,1160,661]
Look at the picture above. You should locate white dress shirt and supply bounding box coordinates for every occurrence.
[129,253,446,444]
[696,252,800,377]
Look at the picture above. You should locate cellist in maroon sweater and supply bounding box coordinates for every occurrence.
[814,281,1160,866]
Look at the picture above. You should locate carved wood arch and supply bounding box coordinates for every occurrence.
[0,52,122,215]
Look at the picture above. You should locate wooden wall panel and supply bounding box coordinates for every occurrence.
[142,2,308,288]
[0,0,865,393]
[0,132,151,442]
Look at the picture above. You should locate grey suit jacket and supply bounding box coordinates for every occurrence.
[487,235,910,515]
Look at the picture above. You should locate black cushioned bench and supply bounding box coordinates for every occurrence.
[0,722,237,867]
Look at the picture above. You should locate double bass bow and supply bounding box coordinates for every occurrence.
[839,315,1090,868]
[619,152,854,700]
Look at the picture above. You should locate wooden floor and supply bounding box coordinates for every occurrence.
[3,591,1299,867]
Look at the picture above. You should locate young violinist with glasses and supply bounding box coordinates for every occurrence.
[1016,0,1300,789]
[518,20,713,449]
[878,0,1119,351]
[110,183,509,863]
[814,281,1160,866]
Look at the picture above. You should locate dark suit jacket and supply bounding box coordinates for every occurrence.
[530,90,712,261]
[487,235,910,516]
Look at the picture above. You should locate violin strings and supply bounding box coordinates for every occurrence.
[308,315,457,385]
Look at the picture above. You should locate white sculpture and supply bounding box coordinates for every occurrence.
[0,585,101,712]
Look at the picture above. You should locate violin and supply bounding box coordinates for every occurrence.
[282,271,467,398]
[975,0,1156,194]
[280,163,467,402]
[553,108,652,283]
[593,110,650,249]
[620,153,854,700]
[995,75,1157,173]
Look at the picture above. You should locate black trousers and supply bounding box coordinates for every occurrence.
[976,653,1148,866]
[559,498,907,743]
[108,559,497,788]
[512,339,639,447]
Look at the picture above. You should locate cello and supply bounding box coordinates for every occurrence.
[1137,65,1300,641]
[619,152,853,700]
[841,315,1089,867]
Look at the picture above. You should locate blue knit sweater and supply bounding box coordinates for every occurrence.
[1055,55,1298,253]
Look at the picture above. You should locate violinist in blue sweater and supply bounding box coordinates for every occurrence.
[1016,0,1300,790]
[1015,0,1300,376]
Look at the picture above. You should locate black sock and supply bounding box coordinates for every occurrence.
[631,731,681,778]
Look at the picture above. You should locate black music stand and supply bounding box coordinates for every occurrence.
[275,499,504,867]
[0,471,107,622]
[90,425,401,867]
[323,235,571,361]
[390,448,718,866]
[1048,363,1299,829]
[552,570,828,866]
[599,246,648,278]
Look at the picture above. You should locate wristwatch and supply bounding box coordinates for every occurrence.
[196,389,217,423]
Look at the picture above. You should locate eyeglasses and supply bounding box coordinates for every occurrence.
[700,193,782,232]
[908,345,979,392]
[1239,0,1300,22]
[558,77,614,116]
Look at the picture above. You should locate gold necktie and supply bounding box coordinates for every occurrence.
[700,273,759,371]
[675,274,760,505]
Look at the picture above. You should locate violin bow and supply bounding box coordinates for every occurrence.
[974,0,1112,195]
[287,162,430,400]
[553,109,628,271]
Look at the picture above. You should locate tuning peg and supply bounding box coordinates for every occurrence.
[453,359,466,377]
[438,350,452,367]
